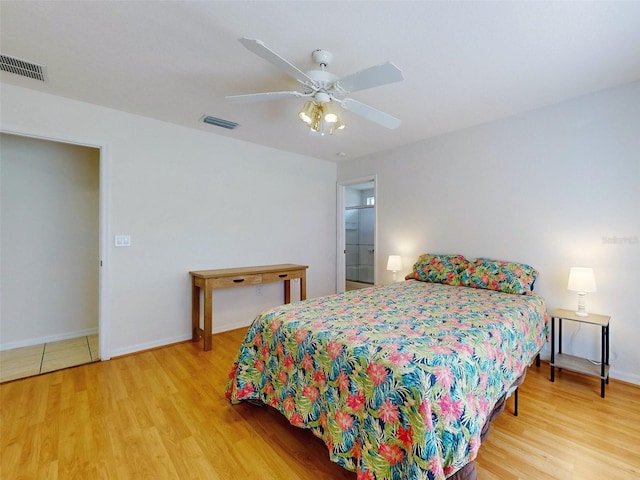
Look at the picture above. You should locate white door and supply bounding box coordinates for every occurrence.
[336,177,377,292]
[0,132,107,361]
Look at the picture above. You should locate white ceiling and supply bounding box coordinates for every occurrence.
[2,1,640,162]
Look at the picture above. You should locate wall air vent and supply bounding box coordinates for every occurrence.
[202,115,239,130]
[0,54,45,81]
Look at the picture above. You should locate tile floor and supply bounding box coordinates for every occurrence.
[0,335,98,383]
[346,280,372,291]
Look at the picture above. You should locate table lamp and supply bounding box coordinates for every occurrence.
[387,255,402,282]
[567,267,597,317]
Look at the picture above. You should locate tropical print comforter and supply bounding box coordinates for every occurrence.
[225,280,547,480]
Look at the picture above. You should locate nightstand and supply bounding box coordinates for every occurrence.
[550,308,610,397]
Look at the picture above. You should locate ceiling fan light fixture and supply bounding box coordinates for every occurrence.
[322,101,339,123]
[298,100,316,125]
[332,118,346,132]
[310,108,323,133]
[228,38,403,134]
[303,100,346,136]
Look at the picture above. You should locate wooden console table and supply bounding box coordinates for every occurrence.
[190,264,308,351]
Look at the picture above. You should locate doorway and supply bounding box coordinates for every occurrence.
[0,132,103,382]
[337,177,377,293]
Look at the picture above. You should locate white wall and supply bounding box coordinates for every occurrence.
[1,134,100,348]
[338,81,640,385]
[0,83,337,357]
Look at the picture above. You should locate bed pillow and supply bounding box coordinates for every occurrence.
[404,254,469,286]
[460,258,538,295]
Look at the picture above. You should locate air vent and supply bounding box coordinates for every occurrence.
[0,54,45,81]
[202,115,239,130]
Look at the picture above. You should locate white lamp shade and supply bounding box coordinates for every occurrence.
[567,267,597,293]
[387,255,402,272]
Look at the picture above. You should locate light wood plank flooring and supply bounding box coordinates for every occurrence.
[0,335,98,383]
[1,327,639,479]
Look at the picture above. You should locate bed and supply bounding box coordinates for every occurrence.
[225,255,547,480]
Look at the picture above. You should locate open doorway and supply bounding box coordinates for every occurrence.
[0,133,102,382]
[337,177,377,293]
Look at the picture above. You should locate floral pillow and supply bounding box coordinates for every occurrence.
[460,258,538,295]
[405,254,469,286]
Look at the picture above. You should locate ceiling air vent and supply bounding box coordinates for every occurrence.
[0,54,45,81]
[202,115,239,130]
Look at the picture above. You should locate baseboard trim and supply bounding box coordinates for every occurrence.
[213,318,253,334]
[609,368,640,386]
[105,321,254,359]
[0,327,99,351]
[109,333,193,358]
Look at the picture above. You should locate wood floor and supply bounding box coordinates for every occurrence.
[1,327,639,479]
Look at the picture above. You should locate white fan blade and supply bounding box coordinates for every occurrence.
[239,37,315,85]
[335,62,403,93]
[226,91,306,104]
[341,98,401,129]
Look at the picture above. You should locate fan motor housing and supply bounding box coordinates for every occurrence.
[312,49,333,67]
[305,70,337,90]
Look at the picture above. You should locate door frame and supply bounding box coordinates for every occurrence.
[1,125,111,360]
[336,175,378,293]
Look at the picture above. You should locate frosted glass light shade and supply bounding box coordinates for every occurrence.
[322,102,339,123]
[387,255,402,272]
[568,267,597,293]
[298,101,315,125]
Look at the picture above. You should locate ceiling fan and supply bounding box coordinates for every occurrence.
[225,37,404,134]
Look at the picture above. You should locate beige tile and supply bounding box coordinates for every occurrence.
[0,344,44,362]
[41,342,92,373]
[88,334,99,360]
[41,337,94,374]
[0,345,44,383]
[2,336,97,381]
[43,336,89,353]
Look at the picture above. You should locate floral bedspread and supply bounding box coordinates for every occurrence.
[225,281,547,480]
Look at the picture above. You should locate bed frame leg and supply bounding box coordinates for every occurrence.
[514,388,518,416]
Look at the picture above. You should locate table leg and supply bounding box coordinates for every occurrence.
[558,318,563,355]
[191,279,200,342]
[203,284,213,352]
[550,316,555,382]
[601,325,606,398]
[300,270,307,301]
[557,318,563,372]
[284,279,291,304]
[605,325,610,385]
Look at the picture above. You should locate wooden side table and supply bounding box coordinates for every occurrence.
[190,264,307,351]
[550,308,610,397]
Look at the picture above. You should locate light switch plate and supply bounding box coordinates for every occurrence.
[115,235,131,247]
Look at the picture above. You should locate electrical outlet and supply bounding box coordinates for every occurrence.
[256,286,263,296]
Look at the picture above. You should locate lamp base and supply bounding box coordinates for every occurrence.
[575,292,589,317]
